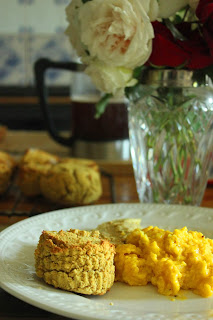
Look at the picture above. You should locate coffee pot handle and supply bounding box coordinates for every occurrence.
[34,58,86,146]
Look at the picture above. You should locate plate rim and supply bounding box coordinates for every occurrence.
[1,202,213,237]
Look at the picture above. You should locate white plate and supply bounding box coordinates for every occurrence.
[1,203,213,320]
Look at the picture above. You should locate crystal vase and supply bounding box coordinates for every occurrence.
[127,69,213,205]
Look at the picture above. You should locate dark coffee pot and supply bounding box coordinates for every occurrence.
[34,58,130,160]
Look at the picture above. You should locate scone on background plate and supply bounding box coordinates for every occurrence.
[40,162,102,205]
[0,151,16,195]
[17,148,59,196]
[17,148,102,205]
[35,229,115,295]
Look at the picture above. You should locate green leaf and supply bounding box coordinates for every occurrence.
[133,65,145,80]
[125,83,154,102]
[125,83,141,100]
[82,0,92,3]
[205,65,213,83]
[95,94,112,119]
[164,18,187,41]
[173,14,182,24]
[174,60,188,69]
[148,62,166,69]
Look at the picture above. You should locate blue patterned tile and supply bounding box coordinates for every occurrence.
[0,0,26,33]
[18,26,34,34]
[55,26,67,34]
[0,35,26,85]
[0,0,74,85]
[53,0,70,5]
[27,34,74,85]
[0,0,69,34]
[18,0,35,4]
[25,0,69,34]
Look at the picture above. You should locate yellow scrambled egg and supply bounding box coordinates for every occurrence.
[115,226,213,297]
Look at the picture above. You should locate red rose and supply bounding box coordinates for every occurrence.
[148,21,213,69]
[148,22,189,68]
[196,0,213,55]
[196,0,213,23]
[176,23,213,68]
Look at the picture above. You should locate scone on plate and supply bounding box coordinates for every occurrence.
[17,148,59,196]
[0,151,15,195]
[97,219,142,245]
[40,162,102,205]
[35,229,115,295]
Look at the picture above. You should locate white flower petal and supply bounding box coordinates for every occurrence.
[65,0,88,58]
[86,62,137,97]
[158,0,188,18]
[188,0,199,11]
[78,0,154,69]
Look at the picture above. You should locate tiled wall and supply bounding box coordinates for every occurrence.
[0,0,75,86]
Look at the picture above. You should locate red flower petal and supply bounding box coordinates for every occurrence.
[148,20,213,70]
[196,0,213,22]
[148,34,189,67]
[203,26,213,56]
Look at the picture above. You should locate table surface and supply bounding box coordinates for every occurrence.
[0,130,213,320]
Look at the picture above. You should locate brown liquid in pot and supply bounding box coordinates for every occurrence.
[71,101,129,141]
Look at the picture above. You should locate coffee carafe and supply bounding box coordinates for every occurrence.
[34,58,130,160]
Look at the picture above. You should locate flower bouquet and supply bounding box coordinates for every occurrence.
[65,0,213,205]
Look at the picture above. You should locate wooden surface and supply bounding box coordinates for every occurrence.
[0,130,213,320]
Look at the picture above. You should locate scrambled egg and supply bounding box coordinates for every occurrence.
[115,226,213,297]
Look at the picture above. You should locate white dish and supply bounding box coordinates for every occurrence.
[1,203,213,320]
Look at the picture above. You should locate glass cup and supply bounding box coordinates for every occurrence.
[127,69,213,205]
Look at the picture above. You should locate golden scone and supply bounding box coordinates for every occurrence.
[61,157,99,172]
[0,151,15,194]
[35,229,115,295]
[97,218,142,245]
[40,162,102,205]
[17,149,59,196]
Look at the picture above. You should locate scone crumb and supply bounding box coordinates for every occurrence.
[109,302,114,306]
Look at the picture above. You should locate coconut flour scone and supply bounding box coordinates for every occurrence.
[17,149,59,196]
[35,229,115,295]
[0,151,15,195]
[40,162,102,205]
[61,157,99,172]
[97,219,142,245]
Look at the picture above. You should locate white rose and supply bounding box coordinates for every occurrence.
[188,0,199,11]
[85,61,137,97]
[158,0,188,18]
[141,0,159,22]
[78,0,154,69]
[65,0,88,58]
